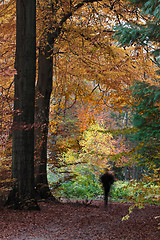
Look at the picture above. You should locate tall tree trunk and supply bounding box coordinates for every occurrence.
[34,0,94,199]
[6,0,39,210]
[34,39,55,200]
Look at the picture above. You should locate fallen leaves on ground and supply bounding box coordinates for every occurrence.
[0,200,159,240]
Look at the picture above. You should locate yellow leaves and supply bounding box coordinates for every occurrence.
[79,122,114,169]
[56,121,114,172]
[61,149,77,165]
[121,166,160,221]
[0,155,12,199]
[122,214,130,221]
[122,165,160,207]
[155,216,160,230]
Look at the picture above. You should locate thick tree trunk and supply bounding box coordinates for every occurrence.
[34,41,56,200]
[6,0,39,210]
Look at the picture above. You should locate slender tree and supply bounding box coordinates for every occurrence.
[6,0,39,210]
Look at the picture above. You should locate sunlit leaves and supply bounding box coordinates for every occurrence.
[78,122,115,168]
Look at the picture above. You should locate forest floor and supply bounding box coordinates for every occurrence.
[0,200,159,240]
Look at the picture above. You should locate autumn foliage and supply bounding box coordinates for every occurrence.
[0,0,159,214]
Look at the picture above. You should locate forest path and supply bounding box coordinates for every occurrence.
[0,200,159,240]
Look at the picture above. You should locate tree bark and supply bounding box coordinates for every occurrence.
[34,39,55,200]
[6,0,39,210]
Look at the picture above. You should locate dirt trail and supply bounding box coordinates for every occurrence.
[0,201,159,240]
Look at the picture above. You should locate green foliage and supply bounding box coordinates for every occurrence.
[114,0,160,61]
[126,165,160,205]
[131,81,160,163]
[129,0,160,18]
[47,117,159,206]
[48,122,117,198]
[112,0,160,211]
[110,181,131,201]
[112,173,160,205]
[52,165,103,200]
[114,22,160,47]
[48,160,159,204]
[48,163,132,201]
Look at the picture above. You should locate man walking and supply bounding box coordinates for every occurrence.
[100,169,114,207]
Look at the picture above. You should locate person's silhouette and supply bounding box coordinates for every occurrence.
[100,169,114,207]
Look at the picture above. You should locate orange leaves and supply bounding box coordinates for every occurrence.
[36,1,159,119]
[0,0,16,90]
[0,1,15,195]
[77,107,95,132]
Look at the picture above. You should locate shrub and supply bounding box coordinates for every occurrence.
[50,165,103,200]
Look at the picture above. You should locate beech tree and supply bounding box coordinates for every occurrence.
[35,0,100,199]
[34,0,141,199]
[6,0,39,209]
